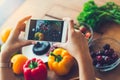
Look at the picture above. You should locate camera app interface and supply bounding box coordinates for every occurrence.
[28,20,64,42]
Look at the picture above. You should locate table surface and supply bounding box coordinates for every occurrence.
[1,0,120,80]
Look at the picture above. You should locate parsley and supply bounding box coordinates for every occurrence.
[77,0,120,32]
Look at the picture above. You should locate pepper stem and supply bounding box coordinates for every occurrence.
[29,61,38,69]
[50,52,62,62]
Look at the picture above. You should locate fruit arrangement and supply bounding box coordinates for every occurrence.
[89,37,120,71]
[91,44,119,70]
[78,23,93,43]
[90,44,119,69]
[79,25,91,39]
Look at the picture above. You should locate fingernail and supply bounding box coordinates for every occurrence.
[32,41,36,44]
[70,19,73,23]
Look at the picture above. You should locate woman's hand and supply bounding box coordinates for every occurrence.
[1,16,35,63]
[54,19,89,59]
[54,18,95,80]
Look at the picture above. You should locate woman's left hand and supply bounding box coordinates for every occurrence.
[1,16,35,63]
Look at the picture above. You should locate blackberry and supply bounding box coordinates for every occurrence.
[103,44,110,50]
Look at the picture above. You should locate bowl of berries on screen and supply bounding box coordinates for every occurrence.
[75,22,93,44]
[89,37,120,72]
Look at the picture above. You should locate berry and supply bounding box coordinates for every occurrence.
[91,43,119,68]
[112,53,118,61]
[102,55,106,59]
[109,48,114,55]
[93,59,97,65]
[99,50,104,55]
[89,46,94,52]
[104,56,111,63]
[96,55,103,61]
[104,50,110,56]
[103,44,110,50]
[107,59,113,65]
[96,51,101,56]
[90,52,96,58]
[95,63,101,68]
[79,26,87,33]
[85,32,91,39]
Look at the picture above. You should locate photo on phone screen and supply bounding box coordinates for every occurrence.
[26,19,67,42]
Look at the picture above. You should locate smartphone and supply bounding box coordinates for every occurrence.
[25,19,68,42]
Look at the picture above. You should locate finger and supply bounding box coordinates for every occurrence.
[16,16,31,31]
[63,18,74,33]
[53,42,66,49]
[18,16,32,24]
[16,23,26,32]
[15,16,31,32]
[69,19,74,33]
[13,16,31,39]
[20,23,26,32]
[10,23,26,40]
[20,40,35,47]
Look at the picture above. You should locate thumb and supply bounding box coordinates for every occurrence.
[20,40,35,47]
[53,42,66,49]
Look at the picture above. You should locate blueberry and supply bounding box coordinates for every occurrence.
[95,63,101,68]
[112,53,118,61]
[99,50,105,55]
[96,51,101,56]
[90,52,96,58]
[104,56,111,63]
[103,44,110,50]
[93,59,97,66]
[89,46,94,52]
[104,50,110,56]
[104,56,114,65]
[102,55,106,59]
[107,59,114,65]
[109,48,114,55]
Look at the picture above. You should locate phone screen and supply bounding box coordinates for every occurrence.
[28,19,64,42]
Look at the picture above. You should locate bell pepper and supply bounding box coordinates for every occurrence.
[48,48,74,76]
[23,58,47,80]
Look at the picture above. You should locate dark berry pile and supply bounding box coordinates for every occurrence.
[90,44,119,68]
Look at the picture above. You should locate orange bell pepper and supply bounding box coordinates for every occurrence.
[11,54,28,74]
[48,48,74,76]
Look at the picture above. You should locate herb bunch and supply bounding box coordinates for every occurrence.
[77,0,120,32]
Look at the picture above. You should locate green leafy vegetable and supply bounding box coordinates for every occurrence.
[77,0,120,32]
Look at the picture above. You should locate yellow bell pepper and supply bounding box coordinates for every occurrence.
[48,48,74,76]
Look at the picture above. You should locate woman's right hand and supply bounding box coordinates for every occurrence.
[53,19,89,59]
[54,18,95,80]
